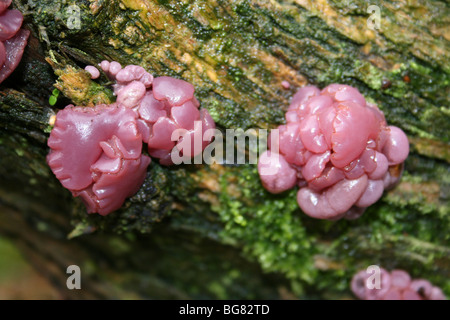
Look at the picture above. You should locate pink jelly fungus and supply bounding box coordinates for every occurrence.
[258,151,297,193]
[390,269,411,289]
[153,76,195,106]
[351,268,446,300]
[0,9,22,41]
[47,104,151,216]
[281,81,290,90]
[351,268,392,300]
[0,1,12,14]
[85,65,100,79]
[410,279,433,299]
[0,2,29,84]
[258,84,409,220]
[96,61,216,165]
[47,61,216,215]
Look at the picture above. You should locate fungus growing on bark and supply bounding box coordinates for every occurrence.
[351,268,446,300]
[47,61,216,215]
[258,84,409,220]
[85,65,100,79]
[47,104,150,216]
[0,1,30,84]
[281,80,290,90]
[96,62,216,166]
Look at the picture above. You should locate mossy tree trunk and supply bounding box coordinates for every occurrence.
[0,0,448,299]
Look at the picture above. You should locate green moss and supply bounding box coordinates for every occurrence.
[214,165,317,290]
[352,60,384,90]
[207,154,449,297]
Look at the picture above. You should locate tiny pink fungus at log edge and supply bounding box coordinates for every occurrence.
[351,268,446,300]
[281,80,290,90]
[47,61,216,215]
[258,84,410,220]
[0,0,30,84]
[85,65,100,79]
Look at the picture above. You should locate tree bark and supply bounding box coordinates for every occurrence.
[0,0,448,299]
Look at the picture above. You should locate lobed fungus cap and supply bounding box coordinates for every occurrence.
[0,2,29,84]
[258,84,410,220]
[48,61,217,215]
[351,268,446,300]
[95,61,215,166]
[47,104,151,216]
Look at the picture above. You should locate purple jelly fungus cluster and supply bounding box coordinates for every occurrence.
[47,61,216,216]
[89,61,216,165]
[0,0,30,84]
[47,104,150,215]
[351,268,446,300]
[258,84,409,220]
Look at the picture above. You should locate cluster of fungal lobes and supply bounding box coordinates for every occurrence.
[0,0,30,84]
[47,61,215,215]
[258,84,409,220]
[351,268,446,300]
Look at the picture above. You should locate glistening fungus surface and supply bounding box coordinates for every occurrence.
[0,0,30,84]
[258,84,409,220]
[351,267,446,300]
